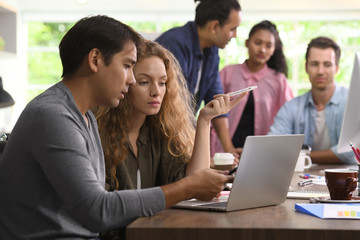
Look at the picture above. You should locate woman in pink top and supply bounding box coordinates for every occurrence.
[210,20,293,161]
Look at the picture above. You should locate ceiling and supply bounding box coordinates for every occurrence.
[14,0,360,21]
[15,0,360,12]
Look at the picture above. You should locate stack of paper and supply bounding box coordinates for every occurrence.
[295,203,360,219]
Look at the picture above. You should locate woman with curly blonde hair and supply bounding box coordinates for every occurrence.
[94,40,246,191]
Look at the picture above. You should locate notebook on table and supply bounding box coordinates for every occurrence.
[287,190,329,199]
[173,134,305,212]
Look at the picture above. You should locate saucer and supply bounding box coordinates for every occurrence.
[311,196,360,203]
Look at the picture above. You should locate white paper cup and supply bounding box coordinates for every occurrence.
[213,153,234,170]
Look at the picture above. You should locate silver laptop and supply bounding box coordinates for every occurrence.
[173,134,305,212]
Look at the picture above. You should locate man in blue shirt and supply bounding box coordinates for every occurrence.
[269,37,354,164]
[156,0,243,159]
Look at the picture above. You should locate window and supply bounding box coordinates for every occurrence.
[26,19,360,102]
[26,21,184,102]
[27,22,73,101]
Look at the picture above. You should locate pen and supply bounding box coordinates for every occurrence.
[298,179,313,186]
[299,175,309,179]
[309,178,325,182]
[349,141,360,164]
[228,86,257,97]
[356,148,360,160]
[229,167,237,175]
[301,174,323,179]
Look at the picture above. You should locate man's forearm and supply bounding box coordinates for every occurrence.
[161,177,193,208]
[310,149,342,164]
[161,169,234,208]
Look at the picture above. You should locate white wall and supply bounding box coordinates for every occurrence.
[0,0,19,132]
[18,0,360,21]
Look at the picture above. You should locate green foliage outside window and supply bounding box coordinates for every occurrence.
[126,21,184,33]
[27,20,360,102]
[28,52,62,85]
[26,21,183,102]
[27,22,73,101]
[28,22,74,47]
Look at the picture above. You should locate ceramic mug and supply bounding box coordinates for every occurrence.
[294,150,312,172]
[325,169,358,200]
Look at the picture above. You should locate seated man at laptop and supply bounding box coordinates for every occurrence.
[268,36,354,164]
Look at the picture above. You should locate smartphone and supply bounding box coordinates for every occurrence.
[228,86,257,97]
[228,167,238,175]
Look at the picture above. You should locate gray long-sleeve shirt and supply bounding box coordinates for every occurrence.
[0,82,165,239]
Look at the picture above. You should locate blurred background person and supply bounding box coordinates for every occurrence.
[211,20,293,161]
[269,36,354,164]
[156,0,243,158]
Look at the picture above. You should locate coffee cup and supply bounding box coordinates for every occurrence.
[325,169,358,200]
[213,153,234,170]
[294,150,312,172]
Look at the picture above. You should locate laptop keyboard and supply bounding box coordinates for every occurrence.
[198,201,227,208]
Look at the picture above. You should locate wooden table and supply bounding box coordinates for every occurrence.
[126,164,360,240]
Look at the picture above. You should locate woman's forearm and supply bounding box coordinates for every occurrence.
[186,114,211,175]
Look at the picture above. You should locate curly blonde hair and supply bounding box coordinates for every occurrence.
[94,40,196,189]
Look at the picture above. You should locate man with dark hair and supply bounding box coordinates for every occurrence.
[0,15,233,239]
[269,36,354,164]
[156,0,243,159]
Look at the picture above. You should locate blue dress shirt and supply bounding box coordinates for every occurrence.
[268,84,355,164]
[156,21,224,111]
